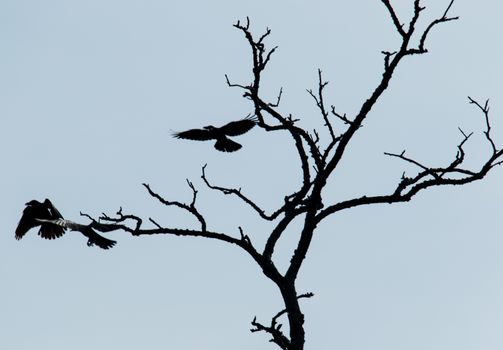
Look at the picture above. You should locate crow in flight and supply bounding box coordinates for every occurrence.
[15,199,116,249]
[15,199,65,240]
[173,116,257,152]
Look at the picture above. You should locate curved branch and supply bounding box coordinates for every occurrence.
[417,0,458,53]
[201,164,283,220]
[317,98,503,223]
[80,207,143,233]
[263,207,308,260]
[142,182,207,232]
[469,96,497,153]
[86,209,284,283]
[315,162,495,224]
[255,99,322,171]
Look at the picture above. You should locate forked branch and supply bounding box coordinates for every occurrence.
[307,69,336,141]
[316,97,502,223]
[201,164,283,220]
[417,0,458,53]
[142,181,207,231]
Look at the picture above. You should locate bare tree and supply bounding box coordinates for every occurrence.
[23,1,502,350]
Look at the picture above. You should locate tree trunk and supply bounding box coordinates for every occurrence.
[280,283,306,350]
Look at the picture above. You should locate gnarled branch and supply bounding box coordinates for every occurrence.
[142,181,207,232]
[316,98,502,223]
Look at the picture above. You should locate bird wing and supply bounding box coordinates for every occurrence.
[83,227,116,249]
[38,224,66,240]
[15,206,37,240]
[36,218,116,250]
[220,117,257,136]
[173,128,214,141]
[214,137,242,152]
[38,199,66,239]
[45,199,64,219]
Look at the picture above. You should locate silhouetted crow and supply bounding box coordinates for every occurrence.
[15,199,65,240]
[15,199,116,249]
[173,116,257,152]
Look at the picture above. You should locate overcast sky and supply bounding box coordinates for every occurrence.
[1,1,503,349]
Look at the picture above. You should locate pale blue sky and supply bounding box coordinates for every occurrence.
[1,1,502,349]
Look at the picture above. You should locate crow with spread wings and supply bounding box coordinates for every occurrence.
[15,199,116,249]
[173,116,257,152]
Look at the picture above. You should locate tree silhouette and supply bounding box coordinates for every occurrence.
[17,1,502,350]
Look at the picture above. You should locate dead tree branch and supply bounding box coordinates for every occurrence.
[316,97,502,223]
[201,164,282,220]
[142,181,207,232]
[307,69,336,141]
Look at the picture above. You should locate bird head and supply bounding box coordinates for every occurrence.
[203,125,217,131]
[25,199,42,206]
